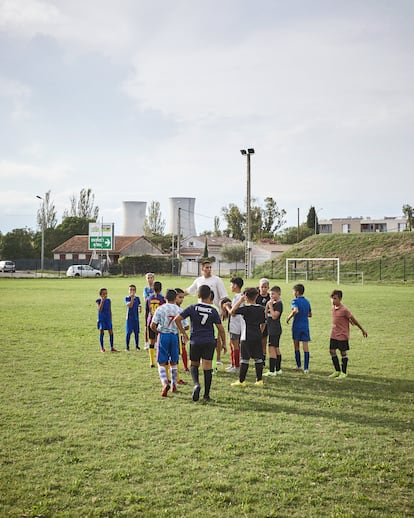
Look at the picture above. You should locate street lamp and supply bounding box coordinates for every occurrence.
[240,148,255,278]
[36,195,45,272]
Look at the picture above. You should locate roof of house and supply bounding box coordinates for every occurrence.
[52,235,163,254]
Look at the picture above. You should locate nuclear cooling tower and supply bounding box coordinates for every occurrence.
[168,197,197,237]
[122,201,147,235]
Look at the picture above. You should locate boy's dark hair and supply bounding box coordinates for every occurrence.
[209,289,215,302]
[174,288,184,294]
[99,288,107,296]
[201,259,211,266]
[220,296,232,307]
[244,287,259,301]
[331,289,343,299]
[129,284,136,290]
[198,284,211,300]
[166,289,177,302]
[154,281,162,293]
[293,283,305,295]
[270,285,281,293]
[230,277,244,289]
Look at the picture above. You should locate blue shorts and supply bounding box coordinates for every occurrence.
[292,328,311,342]
[157,333,179,364]
[98,319,112,331]
[126,319,139,334]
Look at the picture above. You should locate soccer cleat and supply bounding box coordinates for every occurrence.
[125,346,130,351]
[216,361,223,366]
[203,396,213,403]
[231,380,247,387]
[337,372,347,379]
[192,384,201,401]
[225,365,235,371]
[263,371,276,377]
[135,345,140,350]
[150,364,155,368]
[254,379,264,386]
[294,366,302,371]
[172,384,177,393]
[303,369,309,374]
[144,343,150,350]
[177,379,188,385]
[110,348,119,353]
[100,348,105,353]
[161,383,170,397]
[328,371,341,378]
[276,369,283,375]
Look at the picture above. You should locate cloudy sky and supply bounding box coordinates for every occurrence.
[1,0,413,236]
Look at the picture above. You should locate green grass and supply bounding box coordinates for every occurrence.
[1,277,413,517]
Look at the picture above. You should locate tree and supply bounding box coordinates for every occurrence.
[37,190,57,230]
[143,201,166,236]
[221,244,245,263]
[262,197,286,236]
[203,238,209,258]
[402,204,413,231]
[213,216,222,236]
[222,204,245,240]
[0,228,36,259]
[63,188,99,220]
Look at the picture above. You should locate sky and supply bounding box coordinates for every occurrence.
[1,0,413,237]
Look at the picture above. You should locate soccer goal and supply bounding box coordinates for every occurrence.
[286,258,340,285]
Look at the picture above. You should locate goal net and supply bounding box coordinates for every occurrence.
[286,258,340,284]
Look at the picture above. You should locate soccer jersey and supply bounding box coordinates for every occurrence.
[180,303,221,345]
[331,304,352,340]
[229,293,244,335]
[235,304,266,345]
[125,296,141,333]
[267,300,283,336]
[152,303,181,334]
[146,294,166,327]
[96,298,112,330]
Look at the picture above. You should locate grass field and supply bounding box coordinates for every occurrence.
[0,276,413,517]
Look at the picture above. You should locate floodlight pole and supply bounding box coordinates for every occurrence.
[240,148,255,278]
[36,195,45,273]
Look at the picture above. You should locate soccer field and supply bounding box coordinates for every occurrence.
[0,277,413,517]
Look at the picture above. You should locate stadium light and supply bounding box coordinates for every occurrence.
[36,195,45,273]
[240,148,255,278]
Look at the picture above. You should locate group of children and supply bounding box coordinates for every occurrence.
[96,272,368,401]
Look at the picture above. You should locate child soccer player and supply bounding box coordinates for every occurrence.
[143,272,155,350]
[125,284,142,351]
[146,281,165,368]
[256,278,270,364]
[230,287,266,387]
[329,289,368,379]
[264,285,283,376]
[174,288,189,384]
[223,277,244,373]
[150,289,182,397]
[174,285,226,403]
[286,284,312,373]
[96,288,117,352]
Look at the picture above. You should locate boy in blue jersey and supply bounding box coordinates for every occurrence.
[150,289,182,397]
[125,284,142,351]
[174,285,226,403]
[286,284,312,373]
[96,288,117,352]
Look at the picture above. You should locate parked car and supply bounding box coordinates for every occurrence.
[66,264,102,277]
[0,260,16,272]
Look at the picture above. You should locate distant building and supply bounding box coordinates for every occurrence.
[319,216,406,234]
[52,235,163,265]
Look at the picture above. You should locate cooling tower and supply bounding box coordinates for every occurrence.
[168,197,197,237]
[122,201,147,235]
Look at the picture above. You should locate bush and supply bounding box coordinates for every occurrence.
[119,255,179,275]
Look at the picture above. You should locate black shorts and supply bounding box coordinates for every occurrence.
[240,340,263,361]
[268,333,281,347]
[148,327,157,340]
[190,342,215,363]
[261,323,268,338]
[330,338,350,352]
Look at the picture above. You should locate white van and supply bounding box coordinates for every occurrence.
[0,260,16,272]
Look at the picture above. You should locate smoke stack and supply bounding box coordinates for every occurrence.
[168,197,197,238]
[122,201,147,235]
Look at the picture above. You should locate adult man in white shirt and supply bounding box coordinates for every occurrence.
[184,260,227,307]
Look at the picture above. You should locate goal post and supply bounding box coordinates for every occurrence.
[286,258,340,285]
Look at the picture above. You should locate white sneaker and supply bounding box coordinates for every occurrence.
[225,365,234,371]
[216,361,223,366]
[304,369,309,374]
[227,366,239,373]
[144,343,149,350]
[276,369,283,375]
[263,371,276,377]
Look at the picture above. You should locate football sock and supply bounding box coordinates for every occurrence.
[341,356,348,374]
[149,347,155,366]
[295,350,301,367]
[99,333,104,348]
[204,369,213,397]
[331,354,341,371]
[304,351,310,370]
[240,362,249,382]
[269,357,277,372]
[181,345,188,370]
[190,365,200,386]
[126,334,130,348]
[212,349,217,371]
[263,354,266,365]
[255,359,263,381]
[234,348,240,368]
[276,354,282,371]
[158,365,168,386]
[171,365,178,386]
[230,348,234,367]
[134,332,139,347]
[109,334,114,349]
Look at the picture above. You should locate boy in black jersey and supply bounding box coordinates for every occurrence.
[229,287,266,387]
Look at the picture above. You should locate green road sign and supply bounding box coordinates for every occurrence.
[89,236,112,250]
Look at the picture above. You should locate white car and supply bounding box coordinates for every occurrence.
[66,264,102,277]
[0,260,16,272]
